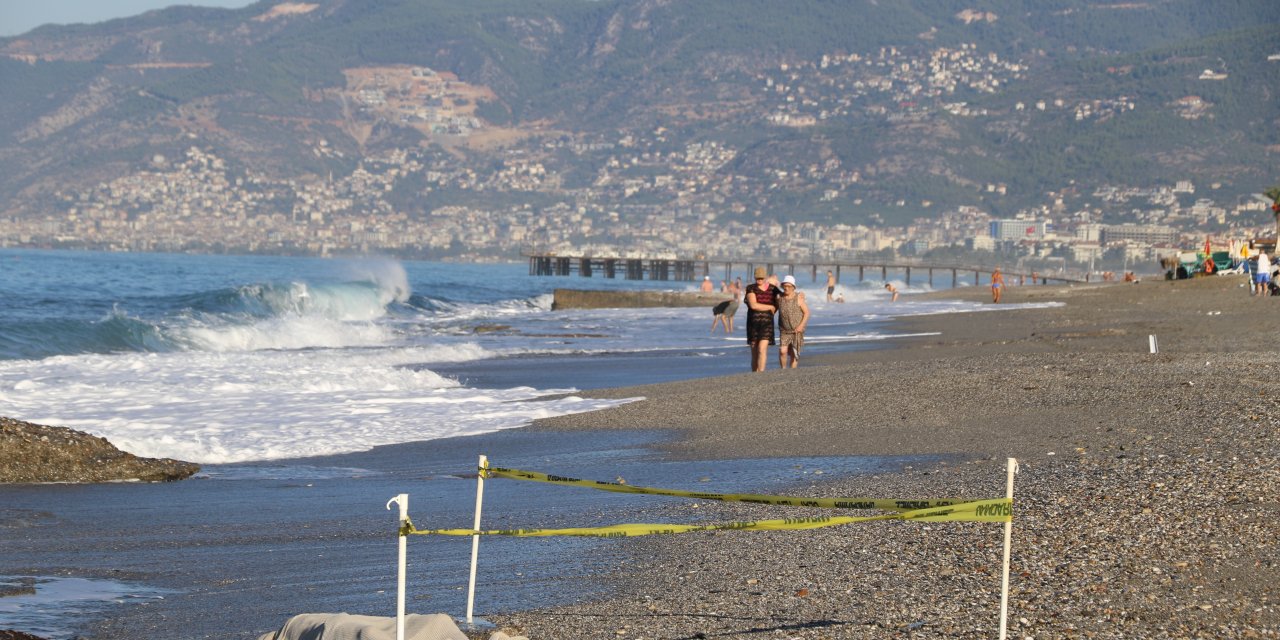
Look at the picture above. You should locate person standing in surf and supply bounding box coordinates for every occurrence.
[745,267,781,372]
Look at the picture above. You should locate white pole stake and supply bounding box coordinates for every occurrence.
[466,455,489,625]
[998,458,1019,640]
[1149,334,1158,354]
[385,494,409,640]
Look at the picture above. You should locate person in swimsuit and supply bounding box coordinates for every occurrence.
[723,284,740,333]
[711,299,732,334]
[825,270,836,302]
[991,268,1005,303]
[776,275,810,369]
[710,284,741,334]
[744,267,781,372]
[884,282,898,302]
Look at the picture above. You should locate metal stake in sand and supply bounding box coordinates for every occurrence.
[386,493,409,640]
[465,455,489,626]
[997,458,1020,640]
[1149,334,1159,354]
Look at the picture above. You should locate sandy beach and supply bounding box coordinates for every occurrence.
[486,275,1280,639]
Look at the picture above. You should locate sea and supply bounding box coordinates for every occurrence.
[0,248,1038,639]
[0,248,1004,465]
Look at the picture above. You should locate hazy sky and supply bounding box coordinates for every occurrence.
[1,1,255,37]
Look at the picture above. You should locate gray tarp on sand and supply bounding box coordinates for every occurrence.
[257,613,528,640]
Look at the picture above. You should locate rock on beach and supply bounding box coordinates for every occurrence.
[0,417,199,483]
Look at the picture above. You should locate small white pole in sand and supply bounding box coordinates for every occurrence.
[386,493,409,640]
[466,455,489,626]
[1149,334,1159,354]
[998,458,1019,640]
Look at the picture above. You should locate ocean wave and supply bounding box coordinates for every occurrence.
[0,309,177,360]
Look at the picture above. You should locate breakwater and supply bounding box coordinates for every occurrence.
[552,289,729,310]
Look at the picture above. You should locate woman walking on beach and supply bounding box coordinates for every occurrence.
[745,267,781,372]
[776,275,810,369]
[991,268,1005,303]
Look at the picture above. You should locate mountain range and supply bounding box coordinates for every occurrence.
[2,0,1278,231]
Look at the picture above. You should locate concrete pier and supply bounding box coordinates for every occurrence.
[526,252,1086,285]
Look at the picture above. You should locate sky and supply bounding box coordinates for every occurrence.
[1,1,255,37]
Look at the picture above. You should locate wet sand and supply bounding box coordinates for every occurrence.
[489,275,1280,638]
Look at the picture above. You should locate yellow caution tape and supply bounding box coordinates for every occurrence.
[485,466,968,512]
[401,498,1011,538]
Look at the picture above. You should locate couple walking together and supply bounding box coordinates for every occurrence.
[745,267,810,372]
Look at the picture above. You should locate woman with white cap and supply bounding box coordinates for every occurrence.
[776,275,810,369]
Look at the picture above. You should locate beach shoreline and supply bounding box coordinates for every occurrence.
[484,275,1279,639]
[4,275,1278,640]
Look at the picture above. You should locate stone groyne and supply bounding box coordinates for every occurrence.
[552,289,731,310]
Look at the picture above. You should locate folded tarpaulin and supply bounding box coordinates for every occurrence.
[257,613,469,640]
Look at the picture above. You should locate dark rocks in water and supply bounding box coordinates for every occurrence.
[0,580,45,640]
[0,630,50,640]
[0,416,199,483]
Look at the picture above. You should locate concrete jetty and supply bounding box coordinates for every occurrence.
[552,289,731,310]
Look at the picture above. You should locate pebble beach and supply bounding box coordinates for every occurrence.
[486,275,1279,639]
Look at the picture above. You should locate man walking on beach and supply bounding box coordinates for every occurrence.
[777,275,810,369]
[745,267,781,372]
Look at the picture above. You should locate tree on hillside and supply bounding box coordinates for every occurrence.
[1267,186,1280,239]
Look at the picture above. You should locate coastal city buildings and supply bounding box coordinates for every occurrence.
[0,140,1263,273]
[1,45,1271,270]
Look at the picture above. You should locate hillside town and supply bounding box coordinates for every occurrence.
[1,43,1273,274]
[1,141,1270,275]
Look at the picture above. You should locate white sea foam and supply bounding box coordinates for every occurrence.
[178,315,394,351]
[0,347,636,464]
